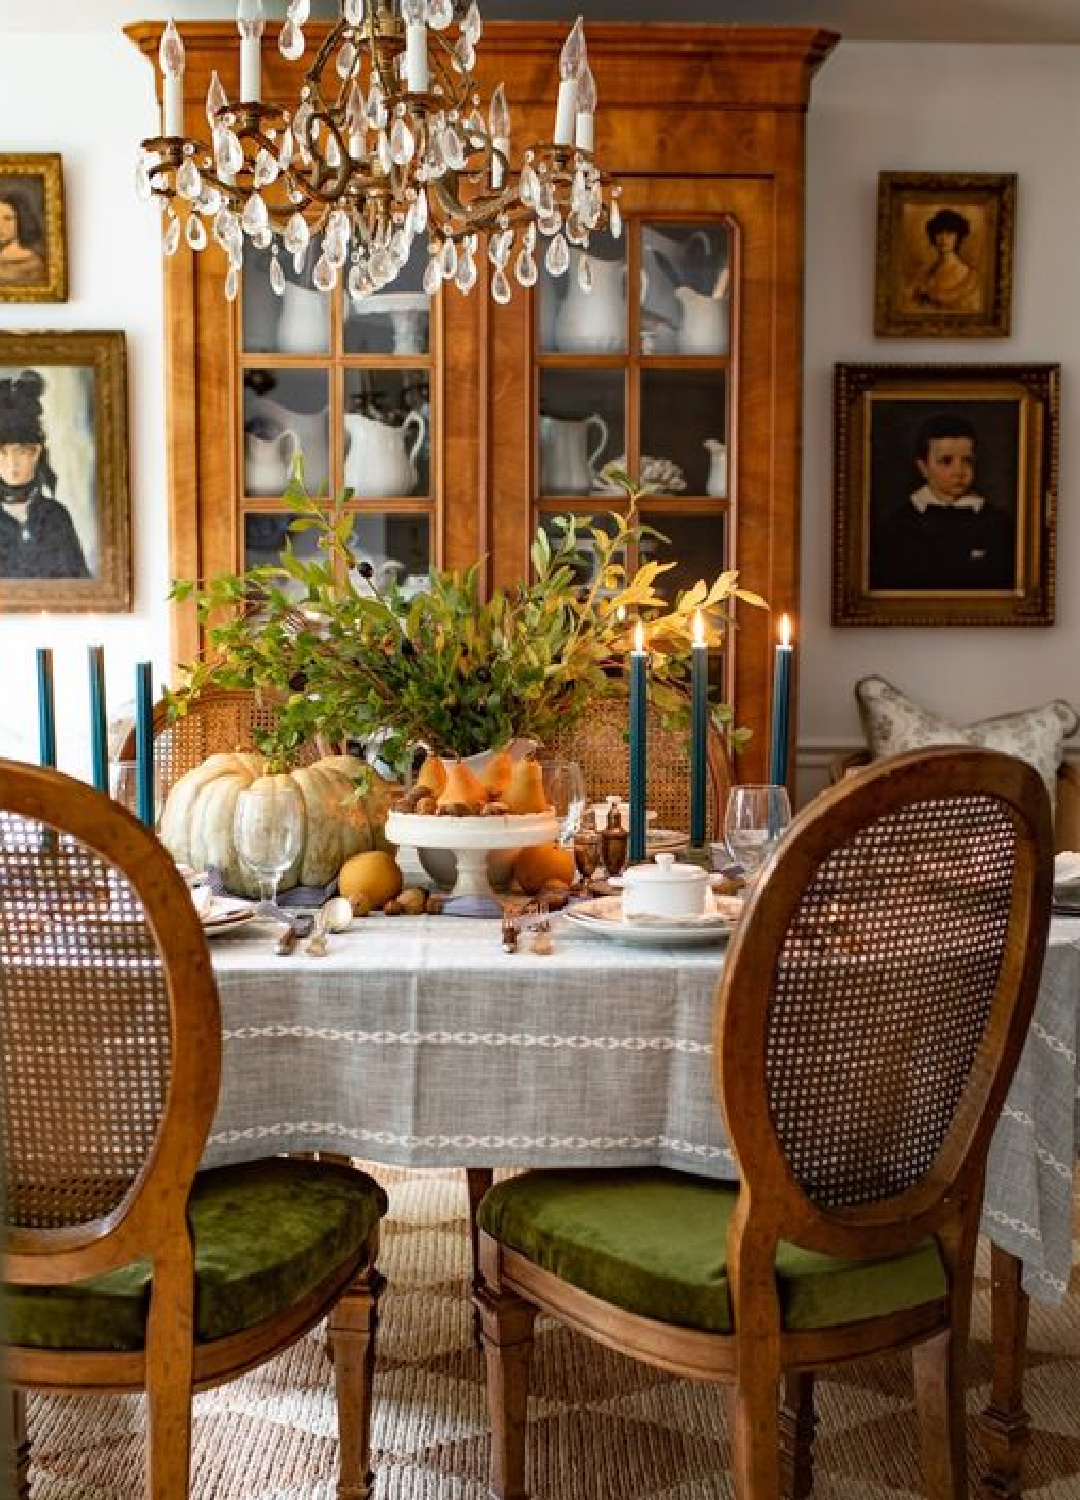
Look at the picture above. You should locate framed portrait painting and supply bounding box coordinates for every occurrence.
[874,172,1016,338]
[0,331,132,612]
[832,363,1058,628]
[0,153,67,303]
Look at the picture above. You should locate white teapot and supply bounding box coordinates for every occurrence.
[244,426,298,496]
[539,413,609,495]
[553,256,626,353]
[344,410,426,498]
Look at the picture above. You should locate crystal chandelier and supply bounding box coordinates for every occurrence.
[136,0,621,305]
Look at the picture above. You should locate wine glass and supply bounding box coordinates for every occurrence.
[536,758,587,846]
[233,782,305,913]
[723,784,792,883]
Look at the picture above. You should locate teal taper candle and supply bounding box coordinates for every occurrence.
[36,647,56,768]
[768,614,793,786]
[629,620,647,864]
[88,645,108,792]
[689,610,708,847]
[135,661,155,827]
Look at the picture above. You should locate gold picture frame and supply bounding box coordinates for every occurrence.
[0,331,132,612]
[874,172,1016,338]
[832,362,1058,628]
[0,153,68,303]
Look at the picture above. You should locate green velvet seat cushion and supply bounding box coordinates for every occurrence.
[6,1158,387,1353]
[478,1169,947,1334]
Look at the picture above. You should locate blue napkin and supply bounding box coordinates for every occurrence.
[206,866,337,910]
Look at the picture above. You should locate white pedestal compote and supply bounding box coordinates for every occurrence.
[385,809,560,912]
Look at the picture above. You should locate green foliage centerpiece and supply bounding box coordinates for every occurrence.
[172,471,765,776]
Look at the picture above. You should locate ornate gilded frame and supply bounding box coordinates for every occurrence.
[874,172,1016,338]
[0,153,68,304]
[833,362,1058,628]
[0,331,132,612]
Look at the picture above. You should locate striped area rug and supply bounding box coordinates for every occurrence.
[24,1166,1080,1498]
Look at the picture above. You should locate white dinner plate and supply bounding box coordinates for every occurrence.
[563,895,735,947]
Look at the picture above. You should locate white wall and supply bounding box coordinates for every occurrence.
[799,41,1080,796]
[1,30,1078,793]
[0,29,167,777]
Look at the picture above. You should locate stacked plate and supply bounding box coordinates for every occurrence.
[564,893,736,947]
[1053,851,1080,915]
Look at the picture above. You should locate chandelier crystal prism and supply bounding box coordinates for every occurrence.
[137,1,621,304]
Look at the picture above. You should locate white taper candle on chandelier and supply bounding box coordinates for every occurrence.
[489,83,510,189]
[159,19,186,137]
[554,17,586,146]
[237,0,264,103]
[402,0,430,92]
[574,63,596,152]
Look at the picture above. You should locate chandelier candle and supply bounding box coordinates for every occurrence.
[88,645,108,793]
[134,662,155,828]
[36,648,56,769]
[629,620,648,865]
[689,609,708,849]
[768,613,793,787]
[140,3,619,308]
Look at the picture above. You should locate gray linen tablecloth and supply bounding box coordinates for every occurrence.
[208,913,1080,1303]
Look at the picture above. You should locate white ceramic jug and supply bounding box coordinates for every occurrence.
[278,281,330,354]
[539,413,609,495]
[554,257,626,353]
[344,410,426,498]
[704,438,728,498]
[245,426,299,496]
[252,398,330,495]
[675,286,730,355]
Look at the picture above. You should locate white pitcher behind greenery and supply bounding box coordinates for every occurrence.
[539,413,609,495]
[344,410,426,498]
[253,398,330,495]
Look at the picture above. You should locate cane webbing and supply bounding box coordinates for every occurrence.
[0,812,172,1231]
[765,793,1016,1209]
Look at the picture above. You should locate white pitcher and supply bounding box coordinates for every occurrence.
[245,426,299,496]
[554,257,626,353]
[539,413,609,495]
[252,398,330,496]
[278,281,330,354]
[704,438,728,498]
[344,410,426,498]
[675,285,730,356]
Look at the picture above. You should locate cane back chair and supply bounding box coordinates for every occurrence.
[475,746,1052,1499]
[114,686,321,801]
[544,687,733,840]
[0,760,386,1500]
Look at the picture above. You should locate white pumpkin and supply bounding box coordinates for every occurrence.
[159,752,397,896]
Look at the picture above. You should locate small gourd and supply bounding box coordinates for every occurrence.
[321,896,355,933]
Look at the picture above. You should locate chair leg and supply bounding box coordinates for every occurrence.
[476,1283,537,1500]
[731,1362,783,1500]
[329,1253,386,1500]
[10,1389,29,1500]
[913,1328,968,1500]
[779,1371,816,1500]
[467,1168,495,1344]
[146,1360,195,1500]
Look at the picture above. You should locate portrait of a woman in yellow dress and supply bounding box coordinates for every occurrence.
[907,207,984,315]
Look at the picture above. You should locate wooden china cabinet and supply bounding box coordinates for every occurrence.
[128,21,837,781]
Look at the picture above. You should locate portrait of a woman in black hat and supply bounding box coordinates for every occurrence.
[0,369,90,579]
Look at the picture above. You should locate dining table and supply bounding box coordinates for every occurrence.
[206,906,1080,1500]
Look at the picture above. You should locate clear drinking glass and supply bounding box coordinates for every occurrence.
[723,784,792,880]
[537,758,587,845]
[232,782,305,909]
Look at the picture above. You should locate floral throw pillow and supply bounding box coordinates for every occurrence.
[855,676,1079,809]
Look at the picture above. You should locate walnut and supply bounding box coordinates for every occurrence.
[350,893,373,917]
[415,794,438,816]
[482,800,508,816]
[447,800,472,817]
[383,899,404,916]
[397,887,428,915]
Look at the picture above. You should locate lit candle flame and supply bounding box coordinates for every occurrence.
[780,612,792,648]
[633,619,645,653]
[692,610,706,649]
